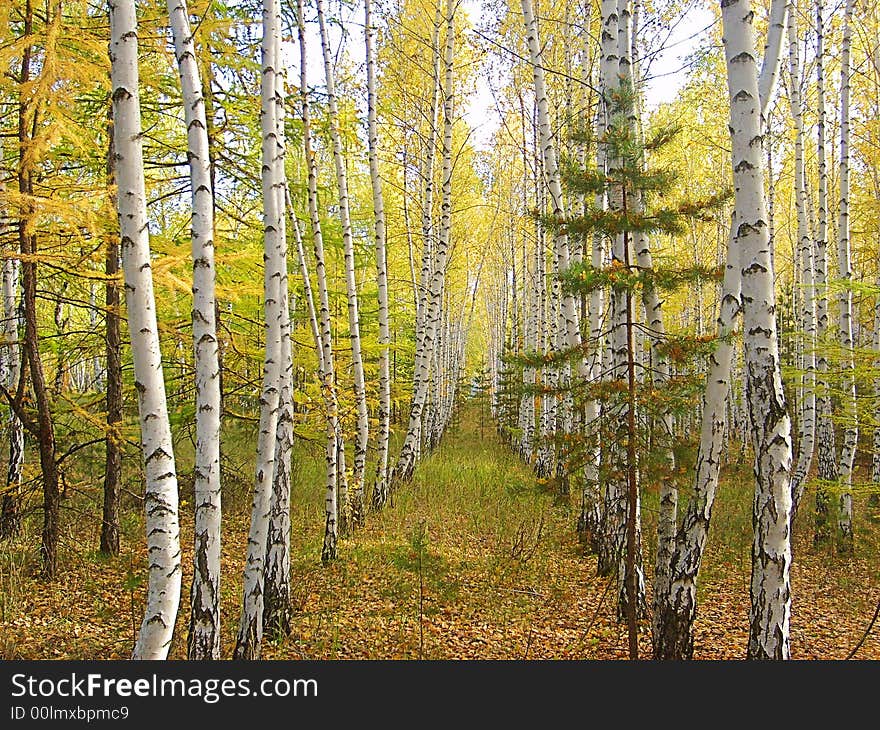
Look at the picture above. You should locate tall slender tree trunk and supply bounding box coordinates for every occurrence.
[813,0,837,545]
[757,0,788,119]
[834,0,857,554]
[652,222,741,659]
[366,0,391,510]
[720,0,793,660]
[787,10,817,524]
[264,260,293,638]
[652,0,788,661]
[0,135,23,540]
[0,254,23,541]
[315,0,369,529]
[264,66,294,638]
[16,0,61,581]
[296,0,342,563]
[234,0,285,660]
[167,0,223,660]
[111,0,182,659]
[595,0,620,577]
[520,0,580,473]
[101,105,122,557]
[395,0,456,485]
[397,5,442,480]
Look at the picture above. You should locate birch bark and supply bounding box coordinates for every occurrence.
[0,255,22,540]
[813,0,838,544]
[786,10,817,523]
[167,0,223,660]
[366,0,392,509]
[653,0,787,659]
[394,0,456,484]
[0,152,22,539]
[315,0,369,527]
[720,0,793,660]
[296,0,342,562]
[110,0,182,660]
[234,0,285,659]
[264,54,293,638]
[835,0,857,553]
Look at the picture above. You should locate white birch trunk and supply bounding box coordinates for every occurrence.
[288,196,323,373]
[835,0,857,552]
[110,0,181,660]
[1,256,23,539]
[394,1,456,484]
[315,0,369,528]
[597,0,624,578]
[264,52,293,637]
[654,0,787,659]
[234,0,285,659]
[167,0,222,661]
[520,0,580,466]
[721,0,793,660]
[366,0,391,509]
[264,270,293,637]
[296,0,341,562]
[786,11,817,522]
[0,154,22,537]
[757,0,789,119]
[813,0,838,542]
[653,222,741,659]
[401,146,421,324]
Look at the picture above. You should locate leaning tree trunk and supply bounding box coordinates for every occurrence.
[234,0,285,660]
[652,223,741,659]
[720,0,793,660]
[366,0,392,510]
[652,0,788,661]
[834,0,857,554]
[787,9,817,524]
[167,0,223,661]
[296,0,342,563]
[394,0,456,485]
[757,0,788,119]
[316,0,369,529]
[110,0,182,659]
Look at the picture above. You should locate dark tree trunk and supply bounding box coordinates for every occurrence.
[18,0,60,579]
[101,107,122,557]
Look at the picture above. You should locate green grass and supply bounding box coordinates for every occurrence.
[2,392,879,659]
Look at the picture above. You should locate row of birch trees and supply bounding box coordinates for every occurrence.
[483,0,880,659]
[0,0,487,659]
[1,0,878,661]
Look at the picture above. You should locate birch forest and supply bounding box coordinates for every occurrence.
[1,0,879,662]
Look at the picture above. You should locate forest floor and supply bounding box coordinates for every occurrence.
[1,397,879,660]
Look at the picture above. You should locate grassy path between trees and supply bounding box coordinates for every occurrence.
[1,396,878,658]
